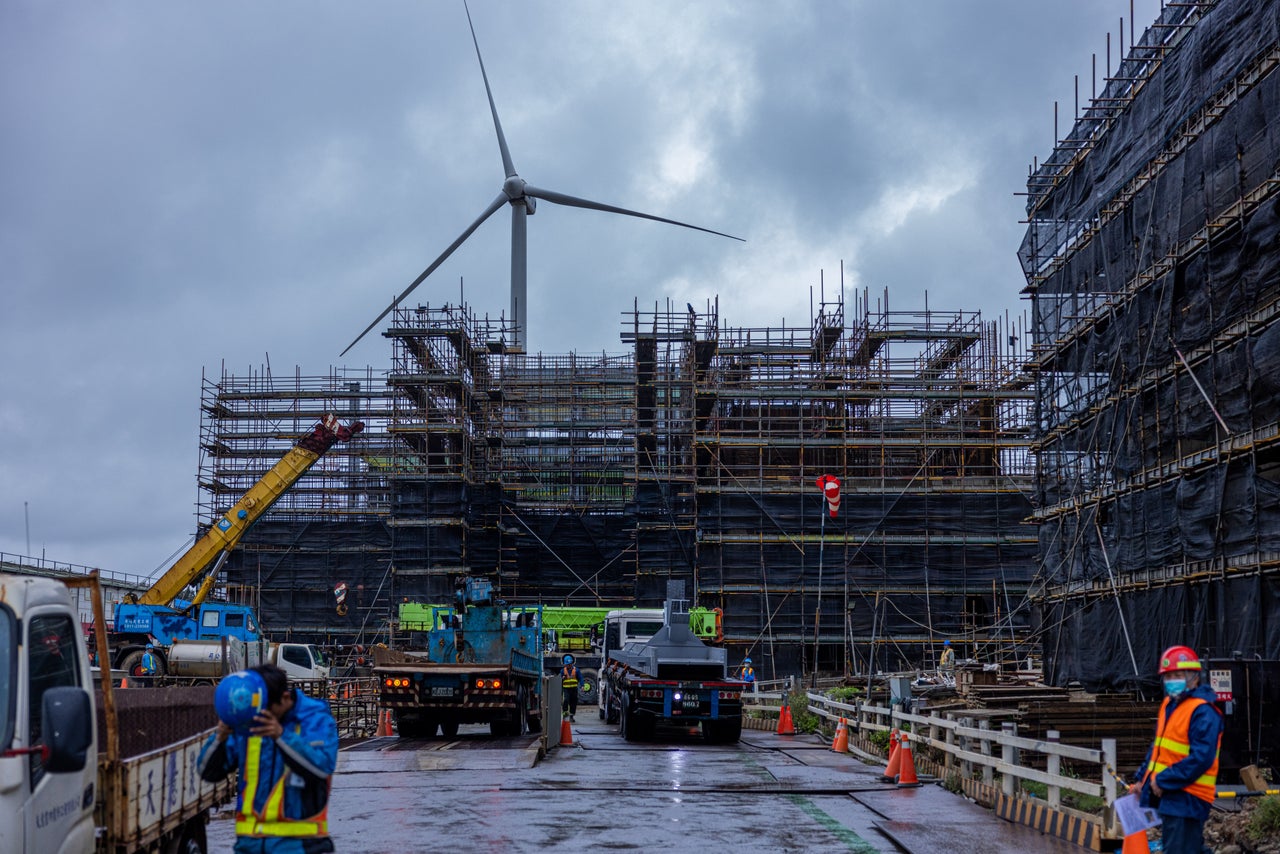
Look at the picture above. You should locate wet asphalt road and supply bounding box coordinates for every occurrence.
[206,709,1087,853]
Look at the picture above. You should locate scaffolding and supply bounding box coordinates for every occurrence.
[692,290,1035,675]
[1023,0,1280,691]
[197,364,395,642]
[196,289,1036,676]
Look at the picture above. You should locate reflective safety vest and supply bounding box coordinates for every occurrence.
[234,737,330,838]
[741,666,755,683]
[1144,696,1221,804]
[562,666,579,689]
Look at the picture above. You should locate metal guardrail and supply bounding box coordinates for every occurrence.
[0,552,152,588]
[804,693,1121,836]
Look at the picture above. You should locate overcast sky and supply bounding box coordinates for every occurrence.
[1,1,1165,577]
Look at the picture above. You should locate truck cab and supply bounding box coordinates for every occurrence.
[113,600,264,646]
[0,575,98,854]
[600,609,664,667]
[597,609,664,720]
[270,642,330,680]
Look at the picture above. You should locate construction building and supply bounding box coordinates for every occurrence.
[202,290,1036,678]
[1023,0,1280,692]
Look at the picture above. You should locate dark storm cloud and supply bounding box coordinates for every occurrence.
[0,0,1163,573]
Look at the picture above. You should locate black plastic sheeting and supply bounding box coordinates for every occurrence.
[1026,1,1280,690]
[1041,575,1280,694]
[221,520,392,644]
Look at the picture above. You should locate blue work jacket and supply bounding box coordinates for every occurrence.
[198,690,339,839]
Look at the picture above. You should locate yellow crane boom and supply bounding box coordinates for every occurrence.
[134,414,364,607]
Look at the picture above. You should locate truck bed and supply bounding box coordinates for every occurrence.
[95,686,220,758]
[98,729,235,854]
[95,686,235,853]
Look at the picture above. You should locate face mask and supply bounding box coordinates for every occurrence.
[1163,678,1187,698]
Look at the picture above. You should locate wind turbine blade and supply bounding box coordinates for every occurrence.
[340,192,509,356]
[524,184,744,242]
[463,1,516,179]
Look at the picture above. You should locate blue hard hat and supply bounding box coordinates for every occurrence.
[214,670,268,733]
[563,654,574,665]
[943,639,951,646]
[743,657,752,664]
[145,643,154,650]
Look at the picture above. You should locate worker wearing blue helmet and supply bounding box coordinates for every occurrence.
[939,639,955,672]
[140,643,160,688]
[199,663,339,853]
[739,657,756,685]
[560,654,580,722]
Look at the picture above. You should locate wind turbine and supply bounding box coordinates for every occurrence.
[342,3,743,357]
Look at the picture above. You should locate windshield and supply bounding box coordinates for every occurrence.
[624,620,664,640]
[308,645,327,666]
[0,606,13,750]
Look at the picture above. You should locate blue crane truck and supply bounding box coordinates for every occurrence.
[102,414,363,680]
[600,581,747,743]
[374,578,543,738]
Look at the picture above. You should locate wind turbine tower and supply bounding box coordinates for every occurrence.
[344,3,742,356]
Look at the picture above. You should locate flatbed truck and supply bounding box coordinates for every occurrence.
[599,582,746,744]
[0,571,234,853]
[375,578,543,738]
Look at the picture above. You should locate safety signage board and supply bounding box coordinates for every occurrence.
[1209,668,1233,703]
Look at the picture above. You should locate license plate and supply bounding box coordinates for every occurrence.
[431,686,454,697]
[682,699,700,709]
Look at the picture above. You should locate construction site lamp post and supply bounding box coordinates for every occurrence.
[813,476,841,688]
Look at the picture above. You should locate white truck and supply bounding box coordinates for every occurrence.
[595,608,664,722]
[164,638,329,683]
[0,571,233,853]
[268,642,330,681]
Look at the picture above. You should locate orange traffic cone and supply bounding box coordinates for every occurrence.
[376,710,392,737]
[831,717,849,753]
[119,676,129,689]
[1120,832,1151,854]
[776,703,795,735]
[880,729,901,781]
[1120,819,1153,854]
[896,732,922,787]
[560,717,574,746]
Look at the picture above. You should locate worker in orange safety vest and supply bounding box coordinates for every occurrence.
[1133,645,1222,854]
[561,654,580,722]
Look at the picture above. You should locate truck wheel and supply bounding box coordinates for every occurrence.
[577,669,598,705]
[605,692,619,725]
[623,703,649,742]
[120,650,166,686]
[440,720,460,739]
[177,819,208,854]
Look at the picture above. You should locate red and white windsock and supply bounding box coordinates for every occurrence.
[816,475,841,518]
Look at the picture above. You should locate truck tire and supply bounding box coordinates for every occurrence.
[577,668,598,705]
[120,649,166,686]
[394,712,438,738]
[175,818,208,854]
[622,702,650,742]
[440,720,460,739]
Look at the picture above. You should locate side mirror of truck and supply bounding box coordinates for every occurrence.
[42,686,94,773]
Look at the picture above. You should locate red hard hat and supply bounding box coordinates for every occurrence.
[1158,645,1201,674]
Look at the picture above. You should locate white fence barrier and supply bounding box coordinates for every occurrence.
[804,692,1120,834]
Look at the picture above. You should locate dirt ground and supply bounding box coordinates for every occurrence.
[1200,797,1280,854]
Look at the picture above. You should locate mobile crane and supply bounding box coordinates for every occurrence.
[105,414,364,680]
